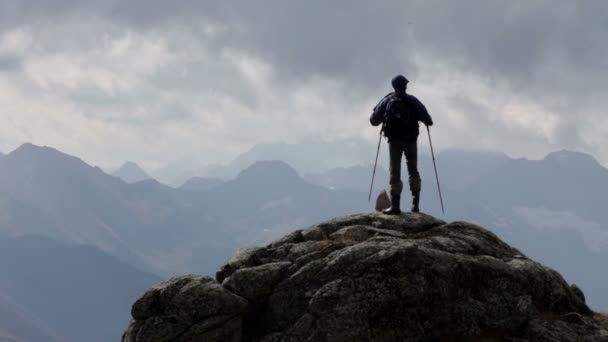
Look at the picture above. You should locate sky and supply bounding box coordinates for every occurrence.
[1,1,607,170]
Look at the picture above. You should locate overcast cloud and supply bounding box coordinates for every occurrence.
[0,0,607,170]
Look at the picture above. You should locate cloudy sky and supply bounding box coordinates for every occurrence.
[1,1,607,170]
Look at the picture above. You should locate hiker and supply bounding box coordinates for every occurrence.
[370,75,433,214]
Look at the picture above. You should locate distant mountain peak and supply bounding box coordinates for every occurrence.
[236,160,301,182]
[544,150,601,167]
[6,143,90,170]
[122,161,141,168]
[15,142,35,150]
[12,142,58,156]
[113,161,151,183]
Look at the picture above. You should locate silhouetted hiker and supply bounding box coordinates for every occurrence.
[370,75,433,214]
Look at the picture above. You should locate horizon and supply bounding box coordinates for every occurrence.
[2,140,606,177]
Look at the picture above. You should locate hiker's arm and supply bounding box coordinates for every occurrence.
[416,99,433,126]
[369,98,387,126]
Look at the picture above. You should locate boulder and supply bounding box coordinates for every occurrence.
[123,275,247,342]
[124,213,608,341]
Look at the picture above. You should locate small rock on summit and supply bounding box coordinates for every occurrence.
[123,213,608,341]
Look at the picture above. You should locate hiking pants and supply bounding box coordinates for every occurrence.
[388,140,421,195]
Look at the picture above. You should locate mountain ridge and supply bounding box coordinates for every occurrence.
[178,177,224,192]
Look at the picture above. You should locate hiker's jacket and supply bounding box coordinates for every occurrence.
[370,91,433,143]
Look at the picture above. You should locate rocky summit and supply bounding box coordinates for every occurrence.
[123,213,608,341]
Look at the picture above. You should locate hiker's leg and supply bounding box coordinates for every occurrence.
[384,141,404,215]
[404,141,421,212]
[388,141,404,185]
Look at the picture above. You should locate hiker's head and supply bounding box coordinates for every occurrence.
[391,75,409,92]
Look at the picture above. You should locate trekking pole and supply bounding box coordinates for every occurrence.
[427,125,445,214]
[368,127,383,202]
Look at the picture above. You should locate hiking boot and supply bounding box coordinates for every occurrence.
[409,177,421,213]
[411,191,420,213]
[383,194,401,215]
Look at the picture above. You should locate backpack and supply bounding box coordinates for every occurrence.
[383,94,413,138]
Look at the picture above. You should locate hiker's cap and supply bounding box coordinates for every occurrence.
[391,75,409,90]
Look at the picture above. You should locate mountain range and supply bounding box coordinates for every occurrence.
[0,144,370,276]
[150,137,378,186]
[1,142,608,341]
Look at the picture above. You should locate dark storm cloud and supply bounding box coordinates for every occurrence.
[208,1,417,86]
[408,1,608,99]
[1,0,418,92]
[125,1,607,99]
[2,1,608,165]
[5,0,606,100]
